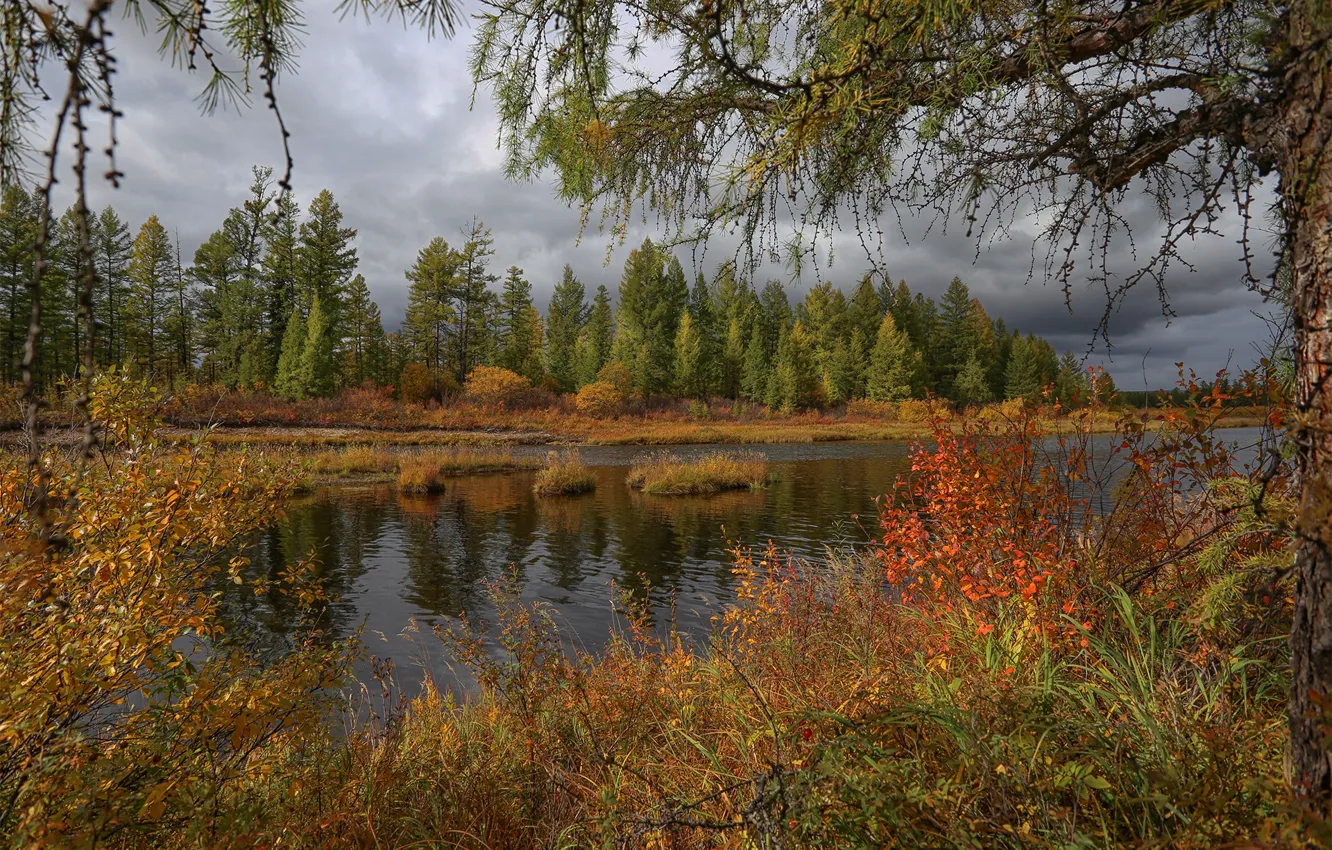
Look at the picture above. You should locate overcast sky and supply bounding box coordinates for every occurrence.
[52,0,1284,390]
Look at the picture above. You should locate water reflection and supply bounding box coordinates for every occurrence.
[227,442,911,690]
[226,429,1267,692]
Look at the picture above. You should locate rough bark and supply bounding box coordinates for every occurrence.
[1284,2,1332,803]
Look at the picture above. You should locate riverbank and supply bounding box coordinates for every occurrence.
[164,407,1263,447]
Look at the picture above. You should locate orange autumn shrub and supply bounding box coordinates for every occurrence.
[463,365,530,409]
[398,362,436,403]
[574,380,625,418]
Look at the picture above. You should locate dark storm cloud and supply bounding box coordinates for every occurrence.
[46,1,1280,389]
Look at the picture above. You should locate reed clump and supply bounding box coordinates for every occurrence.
[626,451,769,495]
[532,451,597,496]
[397,449,540,493]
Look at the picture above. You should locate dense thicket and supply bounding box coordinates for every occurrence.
[0,174,1088,408]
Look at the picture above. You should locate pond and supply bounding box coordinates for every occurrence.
[225,429,1269,693]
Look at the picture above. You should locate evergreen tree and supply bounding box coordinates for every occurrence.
[687,272,720,396]
[127,215,174,380]
[757,280,791,354]
[43,209,81,383]
[866,312,915,402]
[275,306,307,400]
[773,321,818,412]
[1004,334,1043,400]
[936,275,974,394]
[497,265,535,374]
[823,336,858,405]
[192,229,240,384]
[1054,351,1089,408]
[343,274,388,385]
[515,305,546,382]
[298,294,336,398]
[575,284,614,386]
[163,231,193,386]
[0,186,37,384]
[94,206,131,367]
[297,189,358,332]
[611,238,686,396]
[721,317,746,399]
[403,237,458,375]
[673,311,707,398]
[452,219,498,383]
[262,190,301,374]
[955,353,993,406]
[740,324,769,403]
[848,275,883,345]
[545,264,587,391]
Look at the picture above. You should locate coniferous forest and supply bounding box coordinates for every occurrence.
[1,166,1095,412]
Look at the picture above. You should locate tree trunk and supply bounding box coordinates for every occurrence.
[1284,3,1332,803]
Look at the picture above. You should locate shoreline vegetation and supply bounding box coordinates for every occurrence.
[4,371,1320,848]
[627,451,770,495]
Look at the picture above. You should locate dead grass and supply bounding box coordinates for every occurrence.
[626,451,769,495]
[397,450,541,493]
[531,451,597,497]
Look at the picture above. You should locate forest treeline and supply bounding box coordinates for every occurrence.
[1,166,1097,410]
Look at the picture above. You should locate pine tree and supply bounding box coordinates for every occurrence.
[687,272,720,396]
[275,306,307,400]
[848,275,883,345]
[955,354,993,406]
[721,316,746,399]
[545,264,587,391]
[497,265,534,374]
[127,215,174,380]
[297,189,358,338]
[43,208,81,383]
[299,294,336,398]
[673,311,707,398]
[822,336,858,405]
[1054,351,1089,408]
[262,190,301,375]
[741,324,769,403]
[0,186,37,384]
[403,237,458,375]
[1004,334,1042,400]
[612,238,686,396]
[163,231,193,386]
[343,274,387,385]
[452,219,498,383]
[94,206,131,368]
[773,321,818,412]
[192,229,240,384]
[575,284,614,386]
[866,312,915,402]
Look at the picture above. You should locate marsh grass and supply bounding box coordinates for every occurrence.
[532,451,597,496]
[626,451,769,495]
[396,450,541,493]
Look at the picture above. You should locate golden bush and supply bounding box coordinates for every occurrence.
[464,366,530,408]
[575,381,625,418]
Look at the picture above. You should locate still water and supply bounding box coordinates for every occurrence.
[227,430,1267,691]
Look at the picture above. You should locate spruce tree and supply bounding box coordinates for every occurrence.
[452,219,498,383]
[297,189,358,344]
[403,237,458,375]
[773,322,818,412]
[848,275,883,345]
[866,312,915,402]
[1004,335,1042,400]
[955,354,993,406]
[545,264,587,391]
[497,265,534,374]
[0,187,37,385]
[275,306,307,400]
[262,191,301,374]
[127,215,174,380]
[94,206,131,367]
[1054,351,1089,408]
[822,337,858,405]
[299,294,336,398]
[192,229,239,384]
[721,317,746,399]
[673,311,707,398]
[575,284,614,386]
[343,274,387,385]
[741,324,769,403]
